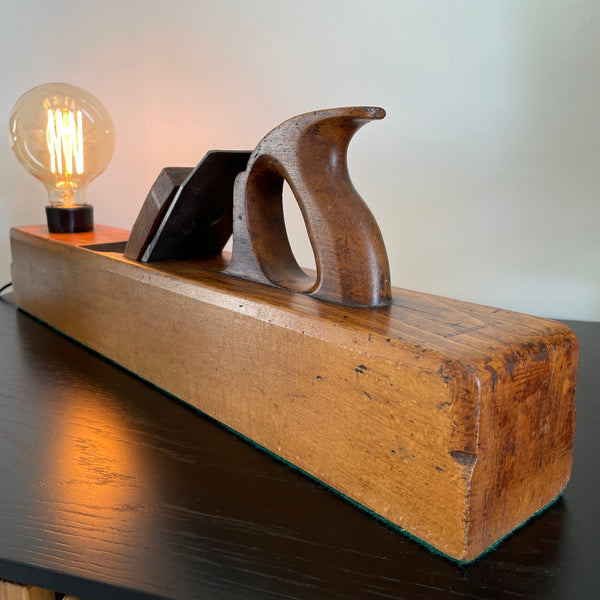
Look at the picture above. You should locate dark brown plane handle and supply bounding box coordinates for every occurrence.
[226,106,392,308]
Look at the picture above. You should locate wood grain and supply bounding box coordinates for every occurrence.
[123,167,192,261]
[226,107,391,307]
[1,295,598,599]
[9,225,578,562]
[0,581,55,600]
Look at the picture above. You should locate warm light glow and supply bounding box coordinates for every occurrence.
[9,82,115,208]
[46,108,85,176]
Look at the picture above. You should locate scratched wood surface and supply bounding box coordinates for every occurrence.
[10,226,578,562]
[226,107,391,307]
[0,289,599,599]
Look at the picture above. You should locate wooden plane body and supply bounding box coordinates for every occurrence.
[10,225,578,562]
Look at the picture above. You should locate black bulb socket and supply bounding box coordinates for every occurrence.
[45,205,94,233]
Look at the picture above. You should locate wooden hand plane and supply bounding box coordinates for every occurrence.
[10,107,578,563]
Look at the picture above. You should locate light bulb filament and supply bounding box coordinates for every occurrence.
[46,108,84,177]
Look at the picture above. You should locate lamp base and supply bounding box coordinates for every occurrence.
[9,224,579,563]
[46,205,93,233]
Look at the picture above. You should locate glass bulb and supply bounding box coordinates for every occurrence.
[8,82,115,232]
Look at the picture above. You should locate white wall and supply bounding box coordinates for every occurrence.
[1,0,598,321]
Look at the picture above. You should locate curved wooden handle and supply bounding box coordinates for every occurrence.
[226,107,391,307]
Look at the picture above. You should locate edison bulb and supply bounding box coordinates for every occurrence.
[9,82,115,232]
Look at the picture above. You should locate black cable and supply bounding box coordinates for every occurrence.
[0,282,13,295]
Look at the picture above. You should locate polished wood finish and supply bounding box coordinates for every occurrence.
[9,225,578,562]
[0,295,598,599]
[226,107,391,307]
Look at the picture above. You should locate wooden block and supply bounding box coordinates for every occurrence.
[9,225,578,562]
[124,151,251,263]
[123,166,192,260]
[0,580,55,600]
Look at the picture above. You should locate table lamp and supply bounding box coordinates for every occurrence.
[7,105,578,564]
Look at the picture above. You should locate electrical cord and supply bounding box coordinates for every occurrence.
[0,282,13,295]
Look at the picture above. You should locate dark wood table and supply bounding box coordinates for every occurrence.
[0,293,598,599]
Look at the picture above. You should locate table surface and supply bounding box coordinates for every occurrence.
[0,293,598,600]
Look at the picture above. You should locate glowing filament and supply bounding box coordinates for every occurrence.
[46,108,84,176]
